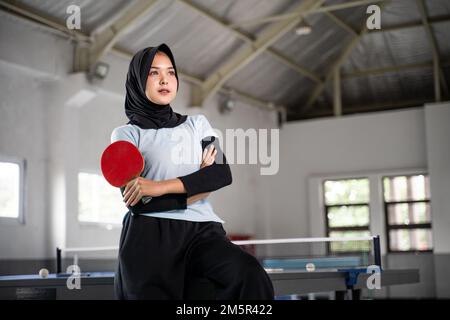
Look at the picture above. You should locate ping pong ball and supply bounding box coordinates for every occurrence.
[306,263,316,272]
[39,268,49,279]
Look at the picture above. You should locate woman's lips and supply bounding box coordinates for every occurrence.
[158,89,170,95]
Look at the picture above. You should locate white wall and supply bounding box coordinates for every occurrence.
[424,102,450,254]
[0,62,49,259]
[0,13,278,260]
[268,105,450,298]
[268,108,427,239]
[424,102,450,298]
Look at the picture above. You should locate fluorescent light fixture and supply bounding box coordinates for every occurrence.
[295,21,312,36]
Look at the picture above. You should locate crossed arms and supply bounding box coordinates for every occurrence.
[122,136,232,214]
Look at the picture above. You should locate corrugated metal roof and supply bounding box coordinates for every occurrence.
[330,1,368,30]
[189,0,297,35]
[16,0,129,34]
[341,68,435,106]
[4,0,450,120]
[272,12,353,75]
[381,0,422,25]
[432,21,450,56]
[424,0,450,17]
[342,27,432,72]
[115,0,245,78]
[224,51,316,107]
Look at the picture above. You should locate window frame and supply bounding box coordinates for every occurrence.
[308,168,431,257]
[0,156,26,224]
[322,177,371,254]
[382,174,433,253]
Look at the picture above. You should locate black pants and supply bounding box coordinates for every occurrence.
[114,211,274,300]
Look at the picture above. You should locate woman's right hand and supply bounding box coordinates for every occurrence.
[200,145,217,169]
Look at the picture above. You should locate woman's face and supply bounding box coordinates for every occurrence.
[145,51,178,105]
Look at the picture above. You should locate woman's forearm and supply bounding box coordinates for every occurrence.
[148,136,232,198]
[154,179,211,205]
[177,137,232,197]
[157,178,187,195]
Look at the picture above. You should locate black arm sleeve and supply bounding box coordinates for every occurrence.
[177,136,233,197]
[121,188,187,214]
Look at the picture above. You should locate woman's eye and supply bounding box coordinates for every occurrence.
[169,71,175,76]
[149,71,158,76]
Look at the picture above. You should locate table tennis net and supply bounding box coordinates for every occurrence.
[239,237,379,272]
[56,237,380,274]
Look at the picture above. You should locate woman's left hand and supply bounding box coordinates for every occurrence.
[123,177,164,207]
[200,145,217,169]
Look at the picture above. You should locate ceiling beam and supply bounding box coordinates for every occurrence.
[0,1,284,115]
[0,0,89,42]
[333,67,342,117]
[301,31,368,115]
[300,2,390,115]
[416,0,448,101]
[230,0,387,29]
[343,61,432,78]
[324,9,357,118]
[344,98,433,114]
[342,58,450,79]
[324,11,358,37]
[229,3,450,36]
[291,98,433,121]
[189,0,325,107]
[176,0,321,84]
[75,0,159,73]
[370,14,450,33]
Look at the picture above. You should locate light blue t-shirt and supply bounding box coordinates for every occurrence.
[111,114,225,223]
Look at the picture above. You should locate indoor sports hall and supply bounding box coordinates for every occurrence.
[0,0,449,301]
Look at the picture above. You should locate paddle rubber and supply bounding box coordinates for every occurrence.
[101,141,144,188]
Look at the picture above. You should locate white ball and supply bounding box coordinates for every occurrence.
[39,268,49,279]
[305,263,316,272]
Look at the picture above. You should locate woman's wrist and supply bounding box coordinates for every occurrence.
[154,178,186,195]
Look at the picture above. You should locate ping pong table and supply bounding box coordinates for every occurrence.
[0,268,419,300]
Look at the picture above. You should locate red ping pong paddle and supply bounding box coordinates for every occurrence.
[101,140,152,205]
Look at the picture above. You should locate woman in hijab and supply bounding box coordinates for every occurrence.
[112,43,274,300]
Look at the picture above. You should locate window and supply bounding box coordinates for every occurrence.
[323,178,371,253]
[0,158,25,223]
[78,172,126,226]
[383,174,432,252]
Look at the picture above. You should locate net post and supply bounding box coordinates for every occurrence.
[373,235,382,269]
[56,247,62,274]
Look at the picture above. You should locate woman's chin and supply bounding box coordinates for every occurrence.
[149,97,173,105]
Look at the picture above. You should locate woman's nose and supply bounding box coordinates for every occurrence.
[160,77,168,85]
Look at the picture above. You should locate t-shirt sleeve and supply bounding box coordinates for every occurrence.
[111,126,138,146]
[196,115,219,140]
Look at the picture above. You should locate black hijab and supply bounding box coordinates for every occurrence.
[124,43,187,129]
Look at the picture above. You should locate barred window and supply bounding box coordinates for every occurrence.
[323,178,371,253]
[383,174,432,252]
